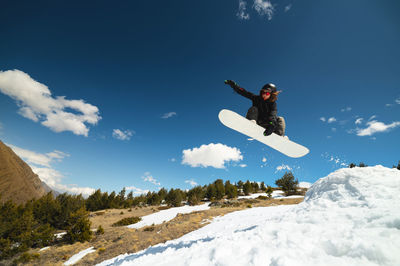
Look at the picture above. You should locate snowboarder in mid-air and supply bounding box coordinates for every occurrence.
[224,80,286,136]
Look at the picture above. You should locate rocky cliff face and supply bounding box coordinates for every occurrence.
[0,140,48,204]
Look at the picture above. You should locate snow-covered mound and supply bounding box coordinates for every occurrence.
[98,166,400,266]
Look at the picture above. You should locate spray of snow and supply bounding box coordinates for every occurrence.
[98,166,400,266]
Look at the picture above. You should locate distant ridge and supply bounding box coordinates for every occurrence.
[0,140,52,204]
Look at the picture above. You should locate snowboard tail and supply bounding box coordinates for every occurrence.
[218,109,309,158]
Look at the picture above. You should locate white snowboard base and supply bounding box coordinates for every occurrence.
[218,109,309,158]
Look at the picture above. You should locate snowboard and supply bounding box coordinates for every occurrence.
[218,109,309,158]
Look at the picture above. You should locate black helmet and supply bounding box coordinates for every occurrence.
[260,83,276,95]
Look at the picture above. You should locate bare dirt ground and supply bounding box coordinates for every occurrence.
[2,197,303,266]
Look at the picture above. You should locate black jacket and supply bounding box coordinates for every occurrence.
[233,87,277,124]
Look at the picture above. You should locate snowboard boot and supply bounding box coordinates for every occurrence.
[274,116,286,136]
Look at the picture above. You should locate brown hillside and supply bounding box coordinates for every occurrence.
[0,140,47,204]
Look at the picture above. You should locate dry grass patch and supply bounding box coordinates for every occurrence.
[5,197,303,266]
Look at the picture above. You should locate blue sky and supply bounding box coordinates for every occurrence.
[1,0,399,196]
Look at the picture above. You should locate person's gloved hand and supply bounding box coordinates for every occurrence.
[263,121,275,136]
[224,80,240,90]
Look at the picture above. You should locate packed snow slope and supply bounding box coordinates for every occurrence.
[98,166,400,266]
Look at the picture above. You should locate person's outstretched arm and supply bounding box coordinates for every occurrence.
[224,80,256,100]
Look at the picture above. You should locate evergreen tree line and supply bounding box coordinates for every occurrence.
[0,193,92,260]
[86,179,273,211]
[349,161,400,170]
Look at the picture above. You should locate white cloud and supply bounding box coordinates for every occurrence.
[169,158,176,162]
[356,120,400,136]
[161,112,177,119]
[320,117,326,122]
[237,0,250,20]
[185,179,198,187]
[239,164,247,168]
[368,115,377,121]
[253,0,274,20]
[341,107,352,112]
[355,118,363,125]
[262,157,267,163]
[125,186,150,195]
[112,129,134,141]
[7,143,55,167]
[396,98,400,104]
[0,70,101,136]
[327,117,337,123]
[275,164,292,172]
[182,143,243,169]
[8,143,94,196]
[284,4,292,12]
[142,172,161,186]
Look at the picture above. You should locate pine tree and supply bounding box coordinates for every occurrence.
[64,207,92,243]
[214,179,225,200]
[165,189,183,207]
[349,163,356,168]
[187,186,205,205]
[275,172,299,196]
[86,189,103,211]
[243,181,252,196]
[225,181,238,199]
[266,186,273,198]
[205,184,217,201]
[260,182,267,191]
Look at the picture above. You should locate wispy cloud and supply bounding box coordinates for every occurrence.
[0,70,101,136]
[185,179,198,187]
[182,143,243,169]
[355,120,400,136]
[7,143,95,196]
[142,172,161,186]
[125,185,150,195]
[237,0,250,20]
[112,129,134,141]
[341,107,352,112]
[355,118,363,125]
[253,0,274,20]
[386,97,400,107]
[320,117,336,123]
[236,0,274,21]
[327,117,337,123]
[161,112,177,119]
[275,164,292,172]
[284,4,292,12]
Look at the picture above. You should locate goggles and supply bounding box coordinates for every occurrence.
[261,91,271,96]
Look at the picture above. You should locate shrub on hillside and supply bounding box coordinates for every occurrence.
[165,189,184,207]
[224,181,238,199]
[112,216,141,227]
[266,186,273,198]
[187,186,205,205]
[64,207,92,243]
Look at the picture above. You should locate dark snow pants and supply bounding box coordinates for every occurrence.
[246,106,285,136]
